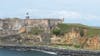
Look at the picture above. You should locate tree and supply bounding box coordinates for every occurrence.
[52,28,61,36]
[80,29,84,37]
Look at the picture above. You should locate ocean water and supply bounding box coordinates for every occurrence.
[0,48,57,56]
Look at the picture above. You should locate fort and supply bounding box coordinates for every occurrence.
[0,18,63,32]
[0,12,65,46]
[0,17,64,46]
[0,12,63,33]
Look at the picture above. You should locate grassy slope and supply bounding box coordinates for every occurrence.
[57,23,100,37]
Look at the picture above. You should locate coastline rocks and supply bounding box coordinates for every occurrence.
[1,45,100,56]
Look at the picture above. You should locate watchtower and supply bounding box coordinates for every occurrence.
[25,12,30,19]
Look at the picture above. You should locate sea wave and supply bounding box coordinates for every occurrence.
[31,49,57,55]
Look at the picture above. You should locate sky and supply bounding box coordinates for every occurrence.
[0,0,100,26]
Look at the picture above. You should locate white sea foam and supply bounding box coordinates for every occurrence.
[31,49,57,55]
[42,50,57,55]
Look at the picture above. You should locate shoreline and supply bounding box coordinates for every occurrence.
[0,47,57,55]
[0,45,100,56]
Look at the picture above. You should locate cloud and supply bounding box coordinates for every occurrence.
[18,9,81,19]
[12,8,100,21]
[54,0,100,4]
[48,10,100,20]
[48,10,81,19]
[85,14,99,20]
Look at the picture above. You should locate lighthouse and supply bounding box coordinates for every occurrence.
[26,12,30,19]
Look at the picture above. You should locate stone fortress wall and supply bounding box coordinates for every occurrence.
[0,18,63,32]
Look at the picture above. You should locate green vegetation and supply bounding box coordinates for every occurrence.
[53,23,100,37]
[52,28,61,36]
[74,45,81,48]
[31,27,43,35]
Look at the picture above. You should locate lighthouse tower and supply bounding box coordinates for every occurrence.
[26,12,30,19]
